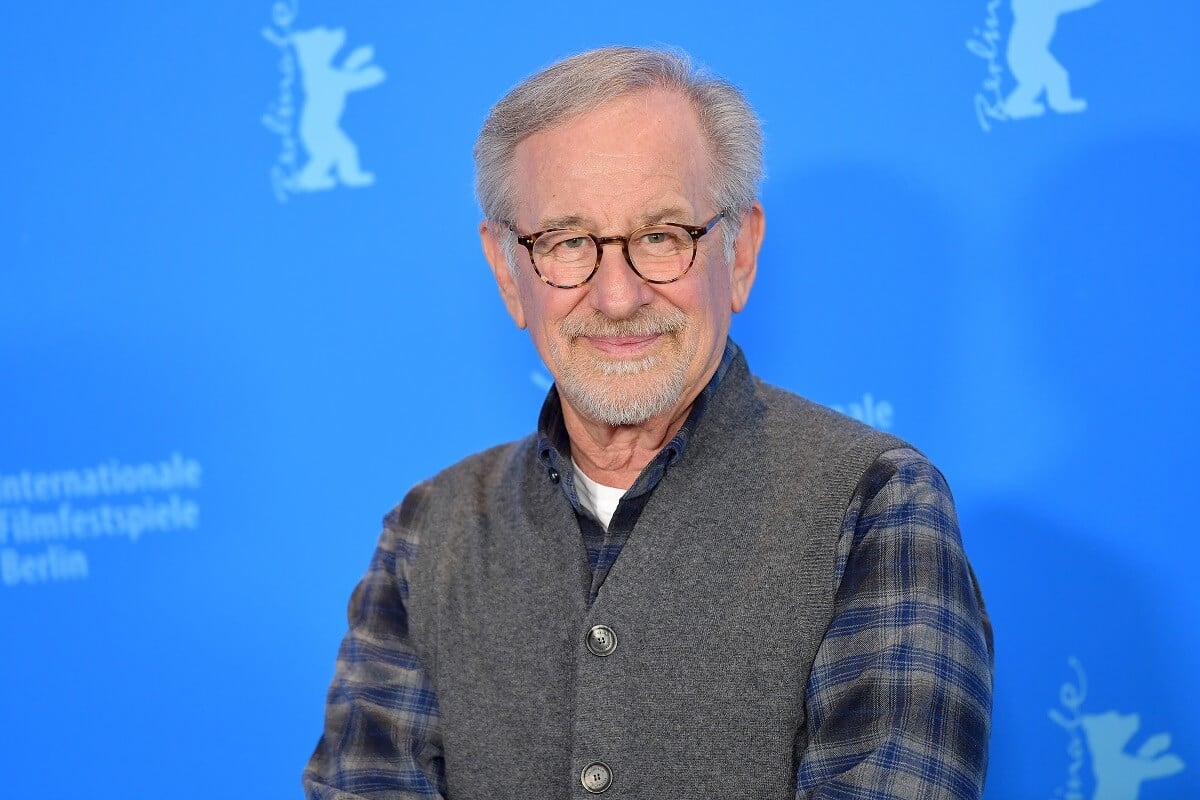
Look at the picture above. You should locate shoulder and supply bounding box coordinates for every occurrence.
[754,378,900,444]
[748,376,912,477]
[383,434,538,533]
[845,446,961,549]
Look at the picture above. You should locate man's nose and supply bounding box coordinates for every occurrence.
[587,242,650,319]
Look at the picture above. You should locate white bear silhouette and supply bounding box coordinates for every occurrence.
[1004,0,1100,118]
[1081,710,1185,800]
[290,26,385,191]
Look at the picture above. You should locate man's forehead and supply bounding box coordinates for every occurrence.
[509,89,712,228]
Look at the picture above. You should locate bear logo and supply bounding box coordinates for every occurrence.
[1004,0,1100,119]
[1080,710,1185,800]
[289,26,385,192]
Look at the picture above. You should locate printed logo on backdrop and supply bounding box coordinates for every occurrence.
[262,0,386,202]
[967,0,1101,132]
[1049,657,1186,799]
[829,393,894,430]
[0,455,202,588]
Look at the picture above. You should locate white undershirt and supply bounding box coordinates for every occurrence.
[571,459,626,531]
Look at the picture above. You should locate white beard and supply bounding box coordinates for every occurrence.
[549,308,692,427]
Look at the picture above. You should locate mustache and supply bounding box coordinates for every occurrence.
[559,309,688,339]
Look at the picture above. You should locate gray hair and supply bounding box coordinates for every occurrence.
[474,46,764,268]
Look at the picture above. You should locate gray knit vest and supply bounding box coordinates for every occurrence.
[405,353,905,799]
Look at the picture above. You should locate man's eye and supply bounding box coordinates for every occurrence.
[560,236,589,249]
[641,232,667,245]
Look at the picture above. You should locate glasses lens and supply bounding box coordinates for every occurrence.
[628,225,695,282]
[532,230,596,286]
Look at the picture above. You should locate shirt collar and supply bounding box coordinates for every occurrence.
[536,339,740,501]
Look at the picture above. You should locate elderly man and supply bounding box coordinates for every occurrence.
[304,46,993,799]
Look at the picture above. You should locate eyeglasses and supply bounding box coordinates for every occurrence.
[509,211,726,289]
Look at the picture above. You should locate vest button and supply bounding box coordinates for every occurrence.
[548,468,560,483]
[585,624,617,657]
[580,761,613,793]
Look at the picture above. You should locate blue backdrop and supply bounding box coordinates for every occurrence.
[2,2,1197,798]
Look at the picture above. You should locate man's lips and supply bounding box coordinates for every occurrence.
[580,334,661,355]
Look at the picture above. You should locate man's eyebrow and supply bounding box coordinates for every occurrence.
[536,214,589,230]
[636,205,693,226]
[535,206,695,232]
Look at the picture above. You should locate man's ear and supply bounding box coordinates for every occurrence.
[730,202,765,313]
[480,220,527,330]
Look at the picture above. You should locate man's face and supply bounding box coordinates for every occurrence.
[483,89,762,429]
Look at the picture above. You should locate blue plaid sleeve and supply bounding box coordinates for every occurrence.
[303,484,446,799]
[795,448,994,799]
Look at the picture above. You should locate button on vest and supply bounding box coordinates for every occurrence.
[581,762,612,793]
[585,625,617,657]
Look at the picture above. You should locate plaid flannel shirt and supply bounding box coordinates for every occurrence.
[304,343,993,799]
